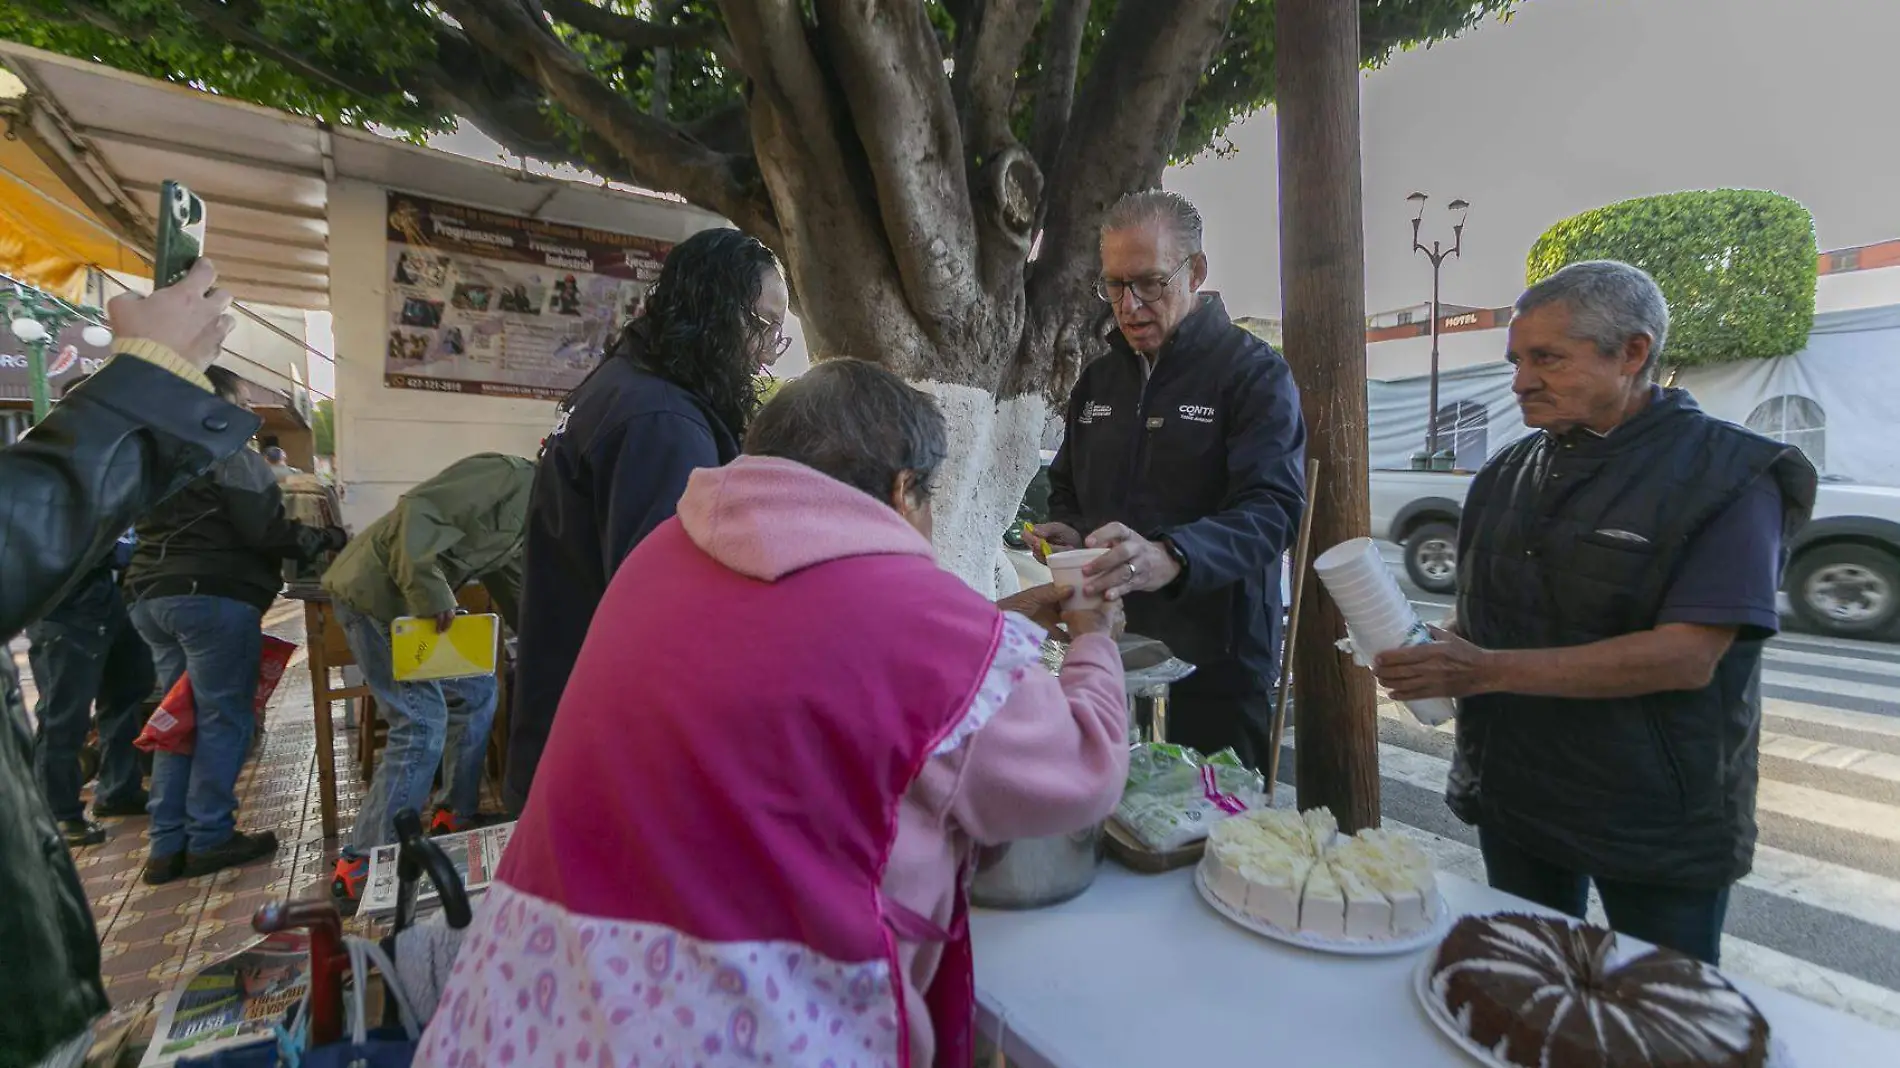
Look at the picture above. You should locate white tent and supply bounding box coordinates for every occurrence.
[1367,304,1900,486]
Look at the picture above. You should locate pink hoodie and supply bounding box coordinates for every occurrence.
[677,457,1131,1066]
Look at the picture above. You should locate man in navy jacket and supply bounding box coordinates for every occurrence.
[1042,190,1307,768]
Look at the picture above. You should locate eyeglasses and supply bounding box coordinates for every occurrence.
[1095,257,1192,305]
[751,311,793,357]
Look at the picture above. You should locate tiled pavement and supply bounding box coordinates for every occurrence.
[16,599,372,1033]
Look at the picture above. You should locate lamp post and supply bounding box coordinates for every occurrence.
[1408,193,1468,466]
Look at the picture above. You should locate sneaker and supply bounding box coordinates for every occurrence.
[143,852,186,886]
[428,809,472,836]
[59,818,106,848]
[92,792,151,819]
[181,831,279,878]
[331,855,370,914]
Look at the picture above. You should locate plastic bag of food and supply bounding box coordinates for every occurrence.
[1113,743,1268,852]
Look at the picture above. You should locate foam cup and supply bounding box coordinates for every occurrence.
[1047,548,1110,610]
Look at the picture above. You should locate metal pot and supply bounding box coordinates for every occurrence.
[968,635,1195,910]
[968,824,1104,910]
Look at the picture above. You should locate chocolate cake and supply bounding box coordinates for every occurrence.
[1429,913,1769,1068]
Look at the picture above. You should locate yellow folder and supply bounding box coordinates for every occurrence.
[390,613,501,682]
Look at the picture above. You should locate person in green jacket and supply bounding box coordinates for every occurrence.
[323,452,533,908]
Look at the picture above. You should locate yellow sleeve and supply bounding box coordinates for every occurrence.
[110,340,213,393]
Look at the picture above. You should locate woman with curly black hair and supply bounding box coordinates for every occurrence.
[504,228,789,813]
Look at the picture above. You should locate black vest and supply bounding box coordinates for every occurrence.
[1451,389,1816,888]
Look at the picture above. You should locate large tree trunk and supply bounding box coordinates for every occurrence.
[1276,0,1381,832]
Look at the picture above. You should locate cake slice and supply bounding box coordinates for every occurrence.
[1241,854,1310,930]
[1301,807,1339,852]
[1331,835,1434,936]
[1297,858,1347,938]
[1333,862,1394,938]
[1247,809,1317,855]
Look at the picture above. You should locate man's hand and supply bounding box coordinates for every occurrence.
[1082,523,1181,601]
[1026,521,1080,563]
[1371,626,1495,700]
[996,583,1067,636]
[434,609,458,634]
[106,259,235,371]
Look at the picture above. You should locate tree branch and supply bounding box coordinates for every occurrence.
[718,0,927,368]
[434,0,779,248]
[950,0,1041,158]
[1016,0,1237,396]
[811,0,978,336]
[540,0,733,62]
[1028,0,1090,183]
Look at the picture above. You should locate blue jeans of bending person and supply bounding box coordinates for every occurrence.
[130,595,263,857]
[338,602,497,858]
[1478,824,1732,965]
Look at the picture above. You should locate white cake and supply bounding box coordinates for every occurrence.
[1200,808,1437,941]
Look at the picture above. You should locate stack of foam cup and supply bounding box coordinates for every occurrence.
[1046,548,1108,610]
[1312,537,1457,726]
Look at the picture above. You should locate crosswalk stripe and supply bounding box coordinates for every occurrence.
[1291,732,1900,937]
[1756,778,1900,845]
[1764,669,1900,705]
[1759,732,1900,782]
[1765,646,1900,679]
[1765,698,1900,740]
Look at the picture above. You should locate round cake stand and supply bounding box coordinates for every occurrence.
[1193,864,1450,957]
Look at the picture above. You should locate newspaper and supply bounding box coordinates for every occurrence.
[360,821,515,918]
[139,930,309,1067]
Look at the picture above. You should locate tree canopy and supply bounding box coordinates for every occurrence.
[4,0,1515,388]
[1526,189,1818,368]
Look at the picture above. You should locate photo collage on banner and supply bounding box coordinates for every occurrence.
[383,193,673,400]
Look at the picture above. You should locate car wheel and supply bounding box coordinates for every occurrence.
[1789,544,1900,638]
[1403,522,1459,595]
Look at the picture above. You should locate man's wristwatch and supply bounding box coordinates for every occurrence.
[1159,536,1189,587]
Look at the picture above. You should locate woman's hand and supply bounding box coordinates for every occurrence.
[1061,598,1124,641]
[996,583,1066,634]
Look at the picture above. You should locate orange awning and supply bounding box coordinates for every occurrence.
[0,131,142,300]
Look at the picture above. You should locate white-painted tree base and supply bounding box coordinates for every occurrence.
[913,380,1051,599]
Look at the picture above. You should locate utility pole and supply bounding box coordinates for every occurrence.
[1275,0,1380,832]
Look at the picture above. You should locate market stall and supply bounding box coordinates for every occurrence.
[972,864,1900,1067]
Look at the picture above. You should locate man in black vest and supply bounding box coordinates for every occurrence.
[1041,190,1307,767]
[1373,261,1816,965]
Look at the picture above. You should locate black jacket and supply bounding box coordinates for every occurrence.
[0,357,257,1068]
[505,336,740,811]
[1452,389,1817,888]
[123,445,336,612]
[1048,295,1307,692]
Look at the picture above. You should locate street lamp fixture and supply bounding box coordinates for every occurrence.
[1410,193,1469,467]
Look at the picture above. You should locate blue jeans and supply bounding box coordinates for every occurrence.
[338,604,497,856]
[130,595,263,856]
[1478,825,1732,964]
[26,610,154,821]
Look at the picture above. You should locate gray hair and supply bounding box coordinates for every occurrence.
[744,359,948,506]
[1516,260,1671,376]
[1101,189,1204,256]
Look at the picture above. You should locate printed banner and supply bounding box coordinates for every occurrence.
[382,193,673,400]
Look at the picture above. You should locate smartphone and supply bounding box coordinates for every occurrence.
[153,180,207,288]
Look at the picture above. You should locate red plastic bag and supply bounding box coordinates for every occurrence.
[136,636,299,755]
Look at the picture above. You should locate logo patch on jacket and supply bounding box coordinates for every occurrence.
[1178,404,1216,424]
[1079,402,1113,424]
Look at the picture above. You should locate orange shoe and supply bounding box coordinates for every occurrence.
[331,854,369,910]
[429,809,470,836]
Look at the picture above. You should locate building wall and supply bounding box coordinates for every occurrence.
[326,177,719,529]
[1167,0,1900,326]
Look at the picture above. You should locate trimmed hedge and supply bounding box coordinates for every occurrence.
[1525,190,1817,367]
